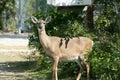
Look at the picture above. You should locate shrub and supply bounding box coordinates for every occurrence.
[29,7,120,79]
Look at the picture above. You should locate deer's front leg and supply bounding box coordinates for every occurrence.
[52,57,59,80]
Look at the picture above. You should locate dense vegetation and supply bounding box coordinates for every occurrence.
[0,0,15,31]
[29,0,120,80]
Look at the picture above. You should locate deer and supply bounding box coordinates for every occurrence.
[31,16,93,80]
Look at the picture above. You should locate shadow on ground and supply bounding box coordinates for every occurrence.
[0,61,43,80]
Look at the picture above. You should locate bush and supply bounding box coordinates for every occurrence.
[29,7,120,79]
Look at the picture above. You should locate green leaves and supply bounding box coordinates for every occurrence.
[0,0,15,30]
[29,1,120,79]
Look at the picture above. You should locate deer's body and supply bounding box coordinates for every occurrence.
[31,16,93,80]
[39,31,92,60]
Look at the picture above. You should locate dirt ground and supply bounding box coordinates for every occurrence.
[0,33,31,62]
[0,33,40,80]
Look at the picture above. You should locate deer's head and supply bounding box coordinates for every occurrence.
[31,16,51,32]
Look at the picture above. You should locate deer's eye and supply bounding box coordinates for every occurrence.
[42,22,46,24]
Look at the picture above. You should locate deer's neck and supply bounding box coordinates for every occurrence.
[38,30,50,48]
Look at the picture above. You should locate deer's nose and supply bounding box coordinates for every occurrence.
[38,25,42,29]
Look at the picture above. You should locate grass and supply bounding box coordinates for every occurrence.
[0,58,88,80]
[31,68,75,80]
[29,63,84,80]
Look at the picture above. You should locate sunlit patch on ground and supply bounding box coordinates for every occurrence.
[0,33,40,80]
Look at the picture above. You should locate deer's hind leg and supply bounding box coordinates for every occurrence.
[76,56,90,80]
[76,57,84,80]
[85,62,90,80]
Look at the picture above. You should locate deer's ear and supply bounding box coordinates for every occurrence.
[45,16,51,23]
[31,16,38,23]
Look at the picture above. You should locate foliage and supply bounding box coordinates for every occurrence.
[29,1,120,80]
[0,0,16,30]
[89,33,120,79]
[8,17,17,33]
[89,0,120,79]
[0,0,15,14]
